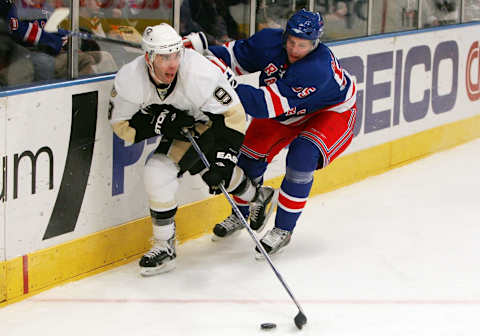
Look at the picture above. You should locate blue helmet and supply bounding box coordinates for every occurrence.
[285,9,324,41]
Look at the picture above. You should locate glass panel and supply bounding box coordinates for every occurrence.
[77,0,173,75]
[370,0,418,34]
[255,0,308,33]
[463,0,480,22]
[180,0,250,46]
[1,0,70,88]
[314,0,368,41]
[421,0,460,27]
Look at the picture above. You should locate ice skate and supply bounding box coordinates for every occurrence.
[139,236,176,276]
[255,227,292,260]
[249,186,276,233]
[212,213,245,241]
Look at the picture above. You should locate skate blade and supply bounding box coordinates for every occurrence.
[140,260,176,276]
[254,246,285,261]
[211,228,243,242]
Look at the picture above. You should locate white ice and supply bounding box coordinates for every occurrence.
[2,138,480,336]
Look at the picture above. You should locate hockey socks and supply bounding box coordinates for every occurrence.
[275,177,313,232]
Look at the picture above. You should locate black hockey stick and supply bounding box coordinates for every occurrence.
[68,30,141,49]
[182,129,308,330]
[43,7,142,49]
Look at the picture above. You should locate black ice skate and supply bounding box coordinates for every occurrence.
[249,186,276,233]
[139,237,176,276]
[255,227,292,260]
[212,213,245,241]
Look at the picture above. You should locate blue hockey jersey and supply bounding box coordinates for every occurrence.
[209,28,356,124]
[2,0,66,55]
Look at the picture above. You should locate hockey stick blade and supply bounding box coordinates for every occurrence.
[294,311,307,330]
[44,7,70,33]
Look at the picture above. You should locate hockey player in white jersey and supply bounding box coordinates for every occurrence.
[109,23,257,276]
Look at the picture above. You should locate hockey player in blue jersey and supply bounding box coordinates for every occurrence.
[1,0,98,81]
[192,9,357,258]
[1,0,68,56]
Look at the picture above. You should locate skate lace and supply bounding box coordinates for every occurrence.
[145,241,174,258]
[249,203,263,222]
[250,187,272,222]
[221,214,242,231]
[262,228,289,247]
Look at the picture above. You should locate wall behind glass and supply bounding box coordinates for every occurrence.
[180,0,250,46]
[370,0,418,34]
[421,0,460,27]
[464,0,480,22]
[77,0,174,74]
[315,0,368,41]
[255,0,308,32]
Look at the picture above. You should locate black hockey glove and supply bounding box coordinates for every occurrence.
[202,144,240,194]
[143,104,194,141]
[200,112,244,194]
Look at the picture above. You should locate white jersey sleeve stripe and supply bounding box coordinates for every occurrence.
[225,41,249,76]
[327,73,356,113]
[260,83,291,118]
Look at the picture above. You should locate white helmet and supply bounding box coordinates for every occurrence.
[142,23,183,63]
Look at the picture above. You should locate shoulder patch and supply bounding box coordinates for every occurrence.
[214,87,232,105]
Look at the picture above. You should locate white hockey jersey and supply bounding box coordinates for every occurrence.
[109,48,245,144]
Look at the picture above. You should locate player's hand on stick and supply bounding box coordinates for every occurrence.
[202,145,239,194]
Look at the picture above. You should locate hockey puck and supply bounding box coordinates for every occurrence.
[260,322,277,330]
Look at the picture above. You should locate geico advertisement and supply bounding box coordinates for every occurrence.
[332,24,480,154]
[1,25,479,258]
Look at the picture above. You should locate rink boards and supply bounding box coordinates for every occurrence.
[1,22,480,305]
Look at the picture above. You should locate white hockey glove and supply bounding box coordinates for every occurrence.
[182,32,208,54]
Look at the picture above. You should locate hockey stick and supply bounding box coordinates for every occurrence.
[43,8,208,51]
[44,7,70,33]
[43,7,142,49]
[182,129,308,330]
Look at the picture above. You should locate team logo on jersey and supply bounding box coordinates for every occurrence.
[264,63,278,76]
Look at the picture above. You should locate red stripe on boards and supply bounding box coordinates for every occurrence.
[23,255,29,294]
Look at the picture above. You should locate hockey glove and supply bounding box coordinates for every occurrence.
[143,104,195,141]
[182,32,208,54]
[202,145,239,194]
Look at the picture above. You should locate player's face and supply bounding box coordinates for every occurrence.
[285,35,314,63]
[152,51,181,84]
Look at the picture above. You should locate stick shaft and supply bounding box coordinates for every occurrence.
[184,130,306,317]
[72,30,142,49]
